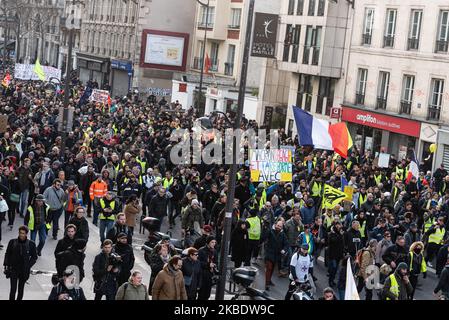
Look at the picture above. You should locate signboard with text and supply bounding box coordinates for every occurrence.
[250,149,292,182]
[251,13,278,58]
[14,63,61,81]
[89,89,109,104]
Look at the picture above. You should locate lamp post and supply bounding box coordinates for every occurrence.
[215,0,255,300]
[196,0,209,116]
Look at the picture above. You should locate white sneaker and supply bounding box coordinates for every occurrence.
[427,262,434,268]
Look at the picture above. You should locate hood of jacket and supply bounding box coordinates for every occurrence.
[409,241,425,253]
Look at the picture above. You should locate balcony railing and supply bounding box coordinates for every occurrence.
[383,35,395,48]
[407,38,419,50]
[427,106,441,121]
[193,56,203,70]
[376,97,387,110]
[362,33,372,45]
[435,40,449,53]
[312,47,320,65]
[198,21,214,29]
[356,93,365,105]
[224,62,234,76]
[228,24,240,29]
[400,101,412,114]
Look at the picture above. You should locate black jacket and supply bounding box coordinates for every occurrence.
[181,257,202,299]
[194,235,208,250]
[198,245,218,283]
[344,228,362,256]
[148,252,165,293]
[68,216,89,242]
[230,222,249,263]
[235,184,251,210]
[113,242,135,277]
[54,236,75,258]
[436,244,449,276]
[148,194,169,218]
[382,244,409,266]
[48,281,86,300]
[56,247,86,282]
[435,265,449,294]
[210,201,225,227]
[327,227,345,260]
[106,223,131,244]
[3,238,38,280]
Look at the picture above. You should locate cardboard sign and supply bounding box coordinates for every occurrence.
[89,89,110,104]
[344,186,354,201]
[250,149,292,182]
[14,63,61,81]
[378,153,390,168]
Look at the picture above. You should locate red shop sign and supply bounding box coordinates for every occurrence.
[341,106,421,137]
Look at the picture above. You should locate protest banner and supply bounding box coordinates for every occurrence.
[89,89,110,104]
[14,63,61,81]
[250,149,292,182]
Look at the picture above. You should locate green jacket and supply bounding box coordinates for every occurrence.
[115,282,149,300]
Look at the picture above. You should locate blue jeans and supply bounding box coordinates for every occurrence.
[50,208,63,238]
[19,189,29,217]
[99,219,114,243]
[328,259,339,284]
[31,224,47,254]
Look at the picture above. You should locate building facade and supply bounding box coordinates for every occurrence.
[58,0,82,73]
[172,0,283,123]
[281,0,354,136]
[17,0,64,67]
[342,0,449,161]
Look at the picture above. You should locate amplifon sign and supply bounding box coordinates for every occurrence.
[341,106,421,137]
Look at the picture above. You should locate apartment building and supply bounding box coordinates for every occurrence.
[281,0,354,136]
[172,0,283,122]
[17,0,64,66]
[342,0,449,161]
[57,0,82,73]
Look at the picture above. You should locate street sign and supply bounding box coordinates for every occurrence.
[330,106,342,119]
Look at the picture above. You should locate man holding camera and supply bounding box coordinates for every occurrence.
[93,239,121,300]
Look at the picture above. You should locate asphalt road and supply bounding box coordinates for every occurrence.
[0,213,441,300]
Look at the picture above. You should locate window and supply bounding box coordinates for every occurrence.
[384,9,397,48]
[428,79,444,120]
[297,74,313,111]
[283,24,293,62]
[436,11,449,52]
[229,8,241,28]
[200,6,215,28]
[356,68,368,104]
[288,0,295,15]
[316,77,331,114]
[308,0,315,16]
[376,71,390,110]
[312,27,322,65]
[291,25,301,63]
[210,42,219,72]
[303,26,313,64]
[317,0,325,16]
[225,45,235,76]
[408,10,422,50]
[400,75,415,114]
[362,8,374,45]
[297,0,304,15]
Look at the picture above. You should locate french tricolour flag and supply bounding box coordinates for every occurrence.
[292,106,353,158]
[406,149,419,184]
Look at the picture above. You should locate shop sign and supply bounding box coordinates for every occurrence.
[330,107,341,119]
[111,59,133,72]
[342,106,421,137]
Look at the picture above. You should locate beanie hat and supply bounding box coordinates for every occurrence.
[396,262,408,271]
[206,236,216,245]
[117,232,128,239]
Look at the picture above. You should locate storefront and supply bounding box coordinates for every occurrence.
[341,106,421,159]
[76,53,110,88]
[110,59,133,97]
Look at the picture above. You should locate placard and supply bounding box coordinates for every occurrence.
[250,149,292,182]
[89,89,110,104]
[378,153,390,168]
[14,63,61,81]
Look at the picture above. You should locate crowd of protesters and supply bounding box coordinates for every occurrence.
[0,63,448,301]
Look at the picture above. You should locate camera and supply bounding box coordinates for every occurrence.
[108,252,122,268]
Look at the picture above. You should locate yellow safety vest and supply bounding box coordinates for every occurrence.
[27,205,52,231]
[311,182,322,197]
[324,215,334,229]
[424,217,435,233]
[99,198,116,221]
[247,216,261,240]
[374,175,383,185]
[136,158,147,173]
[163,177,174,189]
[409,252,427,273]
[303,160,316,170]
[359,193,367,207]
[392,187,400,202]
[396,166,405,181]
[429,227,445,245]
[360,220,366,238]
[386,274,399,300]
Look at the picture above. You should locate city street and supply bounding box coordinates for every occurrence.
[0,213,441,300]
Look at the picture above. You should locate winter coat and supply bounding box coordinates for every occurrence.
[407,242,427,276]
[115,281,149,300]
[3,238,38,280]
[148,252,166,293]
[210,201,225,226]
[106,223,131,244]
[300,206,315,226]
[375,239,392,265]
[344,228,362,257]
[262,227,289,263]
[54,236,75,258]
[230,222,249,263]
[148,194,168,218]
[434,265,449,294]
[113,242,135,281]
[284,218,303,247]
[357,249,375,279]
[404,230,422,248]
[182,205,204,231]
[48,281,86,300]
[382,244,409,266]
[382,269,413,300]
[181,257,202,300]
[56,247,86,282]
[69,216,89,242]
[436,244,449,276]
[198,245,218,285]
[327,227,345,260]
[124,203,140,228]
[152,264,187,300]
